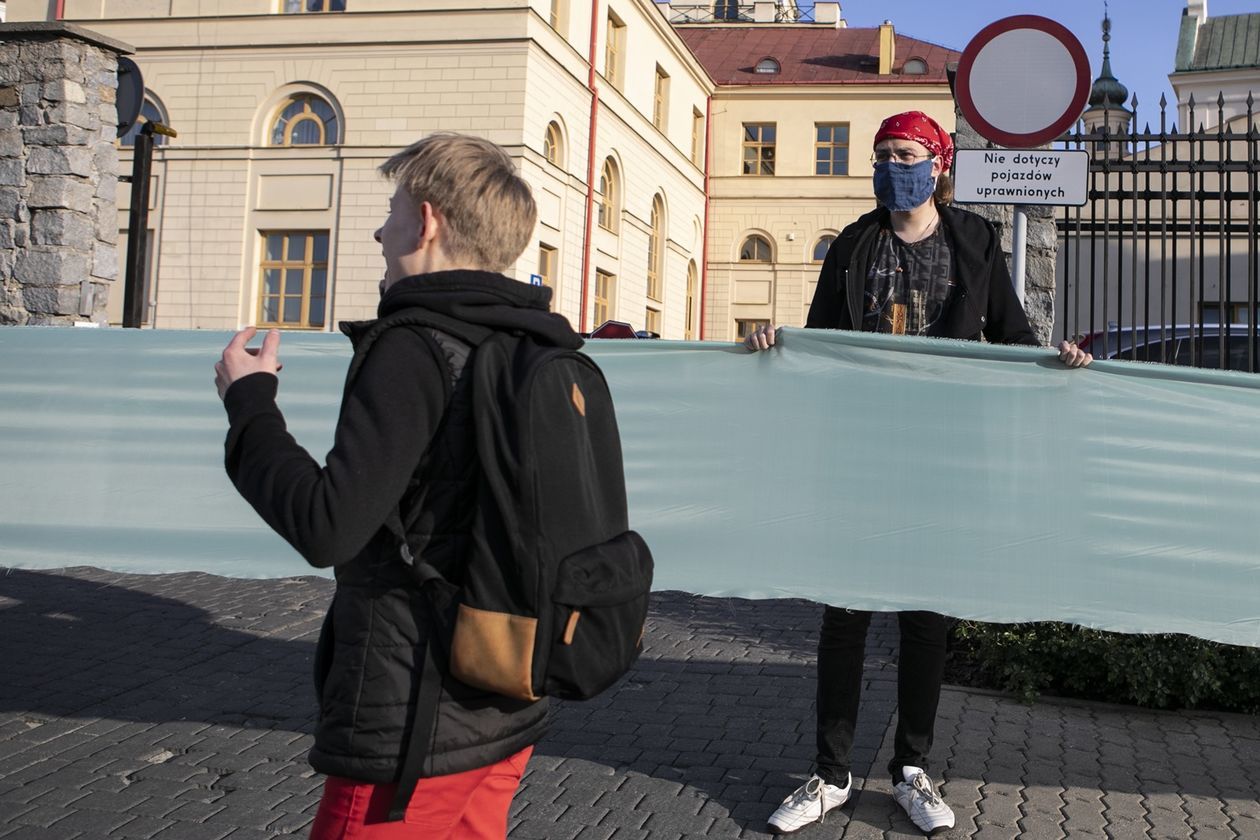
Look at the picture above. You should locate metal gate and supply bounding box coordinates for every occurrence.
[1056,94,1260,371]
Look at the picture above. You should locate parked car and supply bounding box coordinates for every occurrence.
[1076,324,1259,372]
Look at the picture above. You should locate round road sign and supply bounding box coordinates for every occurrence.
[956,15,1090,148]
[116,57,145,140]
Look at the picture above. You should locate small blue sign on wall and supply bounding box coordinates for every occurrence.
[529,273,544,286]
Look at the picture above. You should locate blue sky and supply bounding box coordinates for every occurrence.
[785,1,1258,129]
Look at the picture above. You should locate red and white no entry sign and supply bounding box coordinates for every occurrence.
[956,15,1091,148]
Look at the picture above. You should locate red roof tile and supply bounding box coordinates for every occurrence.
[675,26,960,85]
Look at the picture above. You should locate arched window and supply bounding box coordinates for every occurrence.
[903,57,928,75]
[120,96,169,147]
[270,94,339,146]
[543,121,563,166]
[647,194,665,301]
[812,234,836,262]
[754,57,781,75]
[685,260,698,340]
[597,158,618,232]
[739,234,772,263]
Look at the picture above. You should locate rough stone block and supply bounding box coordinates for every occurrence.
[28,146,95,178]
[32,209,94,247]
[22,125,93,146]
[95,212,118,245]
[94,142,118,178]
[47,102,100,131]
[92,243,118,281]
[0,86,18,109]
[22,282,83,316]
[0,110,17,130]
[42,80,87,104]
[19,98,43,127]
[0,159,25,187]
[0,187,20,221]
[15,247,90,287]
[95,175,117,204]
[0,129,19,158]
[0,50,19,85]
[28,176,95,211]
[0,221,13,250]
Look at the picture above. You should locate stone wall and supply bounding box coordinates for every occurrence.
[953,113,1059,346]
[0,23,130,326]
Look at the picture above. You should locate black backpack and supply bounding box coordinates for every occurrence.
[347,308,654,820]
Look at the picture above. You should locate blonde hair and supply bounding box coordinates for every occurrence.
[379,133,537,272]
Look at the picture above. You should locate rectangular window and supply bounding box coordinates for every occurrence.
[736,318,770,340]
[605,13,625,89]
[594,269,615,326]
[742,123,776,176]
[691,108,705,166]
[538,243,557,307]
[653,66,670,131]
[283,0,346,13]
[258,230,330,329]
[645,307,661,337]
[815,122,850,176]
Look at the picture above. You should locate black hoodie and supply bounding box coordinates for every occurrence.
[223,270,565,783]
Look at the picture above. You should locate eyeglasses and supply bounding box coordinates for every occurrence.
[870,150,935,166]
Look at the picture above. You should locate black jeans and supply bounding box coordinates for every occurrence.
[815,608,948,786]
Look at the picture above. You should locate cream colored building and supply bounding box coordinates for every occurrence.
[9,0,715,337]
[9,0,958,340]
[676,20,958,339]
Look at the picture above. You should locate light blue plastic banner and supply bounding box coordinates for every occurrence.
[1,326,1258,647]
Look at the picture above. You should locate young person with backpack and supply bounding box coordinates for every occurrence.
[214,133,650,839]
[744,111,1090,835]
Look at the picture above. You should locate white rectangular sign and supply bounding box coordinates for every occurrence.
[953,148,1089,206]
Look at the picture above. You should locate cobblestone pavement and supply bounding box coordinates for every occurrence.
[0,567,1257,839]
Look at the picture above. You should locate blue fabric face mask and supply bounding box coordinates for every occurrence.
[872,158,936,212]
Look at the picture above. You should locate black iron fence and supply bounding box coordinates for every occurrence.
[1055,93,1260,372]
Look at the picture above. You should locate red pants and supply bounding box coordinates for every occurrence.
[309,746,533,840]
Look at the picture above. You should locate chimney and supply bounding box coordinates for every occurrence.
[878,20,896,75]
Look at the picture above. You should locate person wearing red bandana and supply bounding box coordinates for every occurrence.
[746,111,1090,836]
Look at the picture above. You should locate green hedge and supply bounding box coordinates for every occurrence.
[948,622,1260,714]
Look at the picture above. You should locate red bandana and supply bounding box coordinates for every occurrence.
[873,111,954,171]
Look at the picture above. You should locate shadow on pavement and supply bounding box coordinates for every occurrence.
[0,566,326,733]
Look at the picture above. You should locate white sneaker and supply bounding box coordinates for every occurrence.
[766,773,851,834]
[892,766,955,835]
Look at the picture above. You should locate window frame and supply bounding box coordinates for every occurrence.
[812,234,837,263]
[605,12,626,89]
[736,319,770,340]
[269,94,339,147]
[644,307,661,337]
[653,65,670,132]
[814,122,850,176]
[597,158,618,233]
[739,234,773,263]
[742,122,776,176]
[282,0,346,14]
[543,121,562,166]
[538,243,557,301]
[594,269,616,326]
[257,230,331,330]
[647,195,664,301]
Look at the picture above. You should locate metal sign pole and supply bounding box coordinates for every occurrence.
[1011,205,1028,304]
